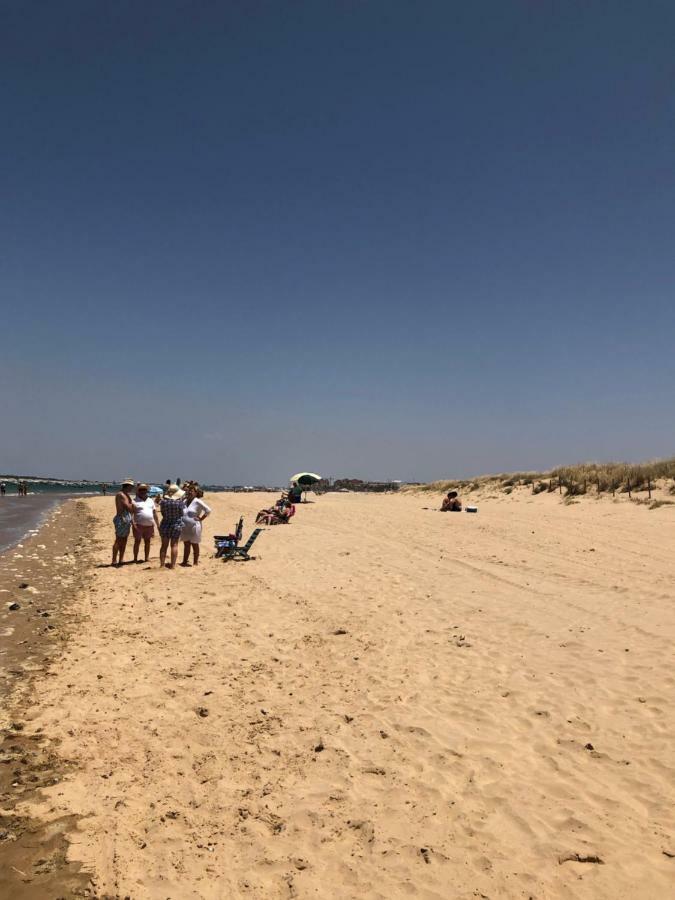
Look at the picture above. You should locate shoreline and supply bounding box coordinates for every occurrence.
[16,491,675,898]
[0,493,102,555]
[0,499,94,898]
[1,491,674,897]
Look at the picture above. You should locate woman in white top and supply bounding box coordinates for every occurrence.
[132,483,160,563]
[180,486,211,567]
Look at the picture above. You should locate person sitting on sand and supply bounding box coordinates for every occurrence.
[288,481,303,504]
[441,490,462,512]
[256,497,295,525]
[112,479,135,566]
[180,485,211,567]
[132,483,160,563]
[255,503,275,524]
[158,484,186,569]
[276,501,295,523]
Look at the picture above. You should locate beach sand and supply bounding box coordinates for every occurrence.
[0,499,93,898]
[4,490,675,898]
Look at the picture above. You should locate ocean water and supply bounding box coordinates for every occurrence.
[0,481,110,496]
[0,493,95,554]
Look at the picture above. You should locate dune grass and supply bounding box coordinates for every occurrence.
[409,457,675,498]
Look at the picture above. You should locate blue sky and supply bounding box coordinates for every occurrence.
[1,1,674,484]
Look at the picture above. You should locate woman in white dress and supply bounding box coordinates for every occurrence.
[180,486,211,567]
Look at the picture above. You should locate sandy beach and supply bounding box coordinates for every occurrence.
[3,489,675,898]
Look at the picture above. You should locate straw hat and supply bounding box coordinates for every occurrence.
[166,483,185,498]
[121,478,135,488]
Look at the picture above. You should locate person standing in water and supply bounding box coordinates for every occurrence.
[112,479,135,566]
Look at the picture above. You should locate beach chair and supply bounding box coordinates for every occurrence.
[214,517,244,558]
[218,528,263,561]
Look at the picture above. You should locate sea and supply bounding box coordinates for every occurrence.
[0,483,109,554]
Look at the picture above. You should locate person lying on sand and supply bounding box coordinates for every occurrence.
[256,497,295,525]
[441,491,462,512]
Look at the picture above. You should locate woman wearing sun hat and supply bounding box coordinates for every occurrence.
[132,483,160,563]
[158,484,186,569]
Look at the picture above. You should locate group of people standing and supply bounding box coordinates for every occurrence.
[0,481,28,496]
[112,479,211,569]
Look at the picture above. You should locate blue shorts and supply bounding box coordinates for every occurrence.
[113,513,132,538]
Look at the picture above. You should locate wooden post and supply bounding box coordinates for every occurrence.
[627,479,631,499]
[583,479,587,494]
[597,478,601,495]
[647,478,652,499]
[559,477,562,494]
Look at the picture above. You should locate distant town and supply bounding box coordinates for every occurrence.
[0,475,405,493]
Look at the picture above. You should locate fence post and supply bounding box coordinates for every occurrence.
[647,478,652,499]
[597,478,601,495]
[627,479,631,499]
[559,477,562,494]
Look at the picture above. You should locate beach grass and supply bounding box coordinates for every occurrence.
[408,456,675,497]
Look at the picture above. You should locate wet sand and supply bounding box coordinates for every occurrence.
[5,490,675,898]
[0,494,70,554]
[0,499,94,899]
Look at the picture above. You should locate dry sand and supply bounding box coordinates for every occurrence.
[8,490,675,898]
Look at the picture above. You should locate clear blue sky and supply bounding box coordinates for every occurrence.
[2,1,674,484]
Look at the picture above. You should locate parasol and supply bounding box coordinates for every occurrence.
[290,472,322,486]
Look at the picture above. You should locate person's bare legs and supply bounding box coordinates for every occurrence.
[159,536,169,568]
[115,536,128,567]
[181,541,191,566]
[192,543,200,566]
[143,537,151,562]
[112,538,120,566]
[168,537,179,569]
[133,536,141,562]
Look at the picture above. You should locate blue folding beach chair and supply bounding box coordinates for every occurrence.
[214,517,243,557]
[214,518,262,561]
[228,527,262,560]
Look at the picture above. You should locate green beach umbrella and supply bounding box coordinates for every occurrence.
[290,472,322,485]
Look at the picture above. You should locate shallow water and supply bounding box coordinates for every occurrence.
[0,494,87,553]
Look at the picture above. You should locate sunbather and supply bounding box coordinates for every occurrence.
[256,498,295,525]
[441,490,462,512]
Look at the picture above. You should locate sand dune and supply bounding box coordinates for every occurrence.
[19,491,675,898]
